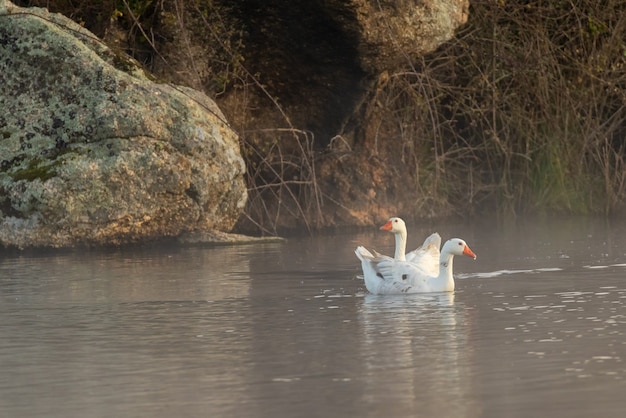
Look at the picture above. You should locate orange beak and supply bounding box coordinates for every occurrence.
[380,220,393,231]
[463,245,477,260]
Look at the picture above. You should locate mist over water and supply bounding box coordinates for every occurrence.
[1,217,626,417]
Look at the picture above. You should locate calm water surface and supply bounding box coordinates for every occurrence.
[1,217,626,417]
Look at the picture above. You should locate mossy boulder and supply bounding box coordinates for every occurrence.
[0,0,247,248]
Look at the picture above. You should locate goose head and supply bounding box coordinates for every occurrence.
[379,217,406,234]
[442,238,477,260]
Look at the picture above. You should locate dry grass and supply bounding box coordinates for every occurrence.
[372,0,626,217]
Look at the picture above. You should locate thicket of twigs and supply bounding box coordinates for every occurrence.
[381,0,626,216]
[233,0,626,231]
[223,0,626,227]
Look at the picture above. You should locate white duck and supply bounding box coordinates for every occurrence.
[378,217,441,276]
[355,219,476,294]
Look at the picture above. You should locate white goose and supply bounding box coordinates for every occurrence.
[355,218,476,294]
[378,217,441,276]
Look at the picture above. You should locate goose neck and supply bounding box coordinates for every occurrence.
[394,230,407,261]
[438,252,456,283]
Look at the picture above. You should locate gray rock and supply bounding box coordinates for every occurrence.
[177,230,285,246]
[0,0,247,248]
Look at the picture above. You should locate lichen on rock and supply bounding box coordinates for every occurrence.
[0,0,247,248]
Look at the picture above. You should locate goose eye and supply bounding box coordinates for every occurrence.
[458,242,463,246]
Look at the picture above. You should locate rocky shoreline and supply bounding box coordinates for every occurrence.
[0,0,247,249]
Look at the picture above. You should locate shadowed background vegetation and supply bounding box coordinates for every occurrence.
[15,0,626,233]
[390,0,626,217]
